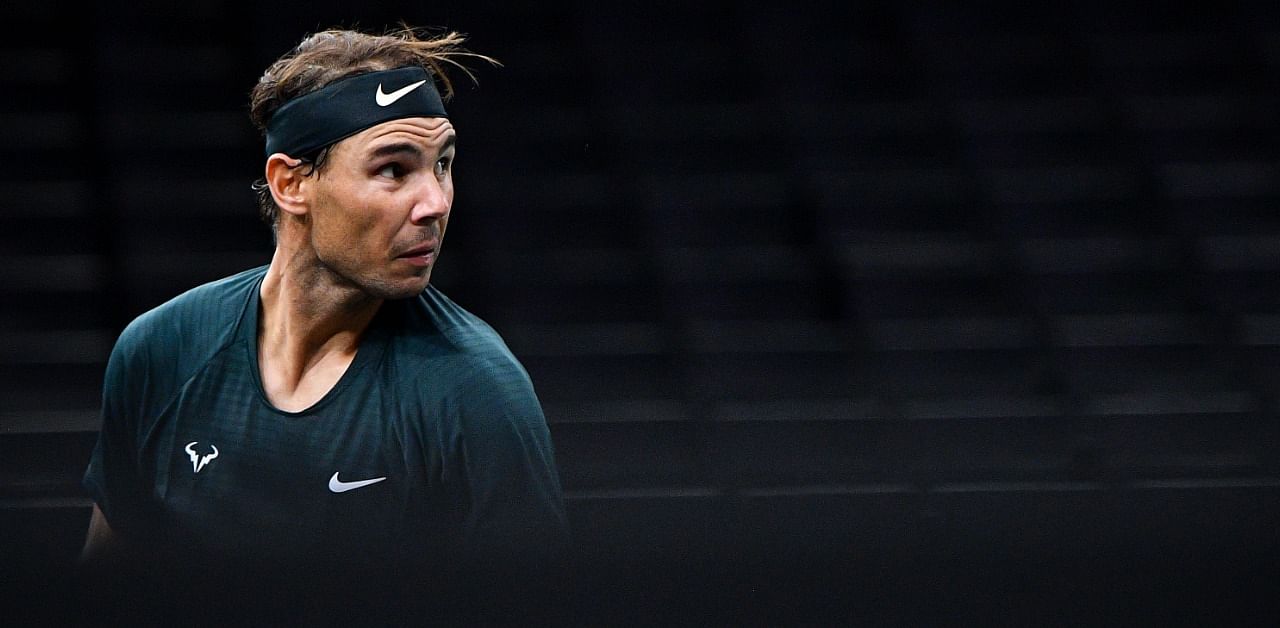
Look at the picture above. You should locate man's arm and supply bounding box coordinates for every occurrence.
[80,503,121,564]
[451,358,571,567]
[81,314,155,567]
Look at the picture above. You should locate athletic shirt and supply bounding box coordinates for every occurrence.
[82,266,568,579]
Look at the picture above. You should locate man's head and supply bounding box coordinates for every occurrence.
[249,26,494,299]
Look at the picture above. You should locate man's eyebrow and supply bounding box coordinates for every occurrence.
[367,135,456,160]
[368,142,425,160]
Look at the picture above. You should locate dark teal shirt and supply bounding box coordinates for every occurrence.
[83,266,568,575]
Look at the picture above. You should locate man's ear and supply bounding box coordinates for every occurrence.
[264,153,309,218]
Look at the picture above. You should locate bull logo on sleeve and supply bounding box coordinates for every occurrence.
[184,441,219,473]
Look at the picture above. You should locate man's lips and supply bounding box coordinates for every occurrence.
[397,242,438,258]
[396,241,438,268]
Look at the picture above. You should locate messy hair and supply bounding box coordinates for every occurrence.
[248,25,498,233]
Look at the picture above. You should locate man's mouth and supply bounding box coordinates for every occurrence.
[396,242,437,267]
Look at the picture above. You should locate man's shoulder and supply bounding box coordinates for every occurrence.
[393,289,548,439]
[397,285,535,392]
[411,285,516,359]
[115,266,265,360]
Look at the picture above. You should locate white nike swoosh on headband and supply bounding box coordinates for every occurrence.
[375,79,428,106]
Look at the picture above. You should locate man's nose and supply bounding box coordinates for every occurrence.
[410,176,450,225]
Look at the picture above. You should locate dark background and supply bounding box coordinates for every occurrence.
[3,0,1280,624]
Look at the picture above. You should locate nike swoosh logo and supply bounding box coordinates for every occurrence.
[328,472,387,493]
[375,79,427,106]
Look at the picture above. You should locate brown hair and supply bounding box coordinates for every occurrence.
[249,25,497,231]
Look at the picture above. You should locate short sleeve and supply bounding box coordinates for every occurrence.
[82,321,157,539]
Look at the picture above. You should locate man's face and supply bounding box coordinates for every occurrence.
[305,116,456,300]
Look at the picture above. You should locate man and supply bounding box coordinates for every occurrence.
[79,26,569,622]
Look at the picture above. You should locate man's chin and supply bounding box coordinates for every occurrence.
[361,274,432,300]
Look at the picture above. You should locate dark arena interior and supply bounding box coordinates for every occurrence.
[3,1,1280,625]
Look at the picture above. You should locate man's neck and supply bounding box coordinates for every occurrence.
[256,246,382,411]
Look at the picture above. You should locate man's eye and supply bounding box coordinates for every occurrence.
[378,164,403,178]
[435,157,452,176]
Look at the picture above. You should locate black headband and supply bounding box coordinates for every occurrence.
[264,66,448,157]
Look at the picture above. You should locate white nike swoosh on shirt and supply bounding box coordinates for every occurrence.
[328,472,387,493]
[375,79,427,106]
